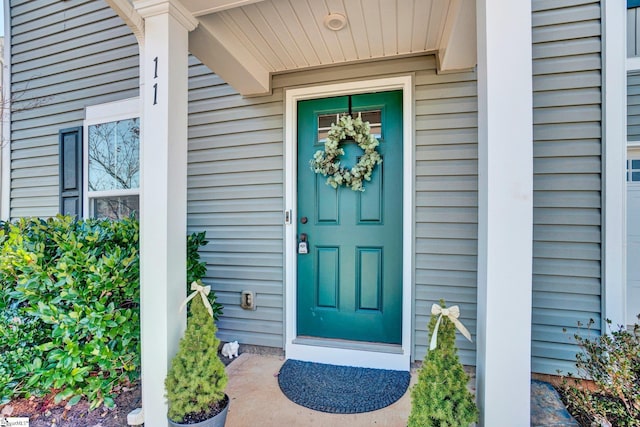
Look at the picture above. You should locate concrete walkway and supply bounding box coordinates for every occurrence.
[223,353,578,427]
[224,353,415,427]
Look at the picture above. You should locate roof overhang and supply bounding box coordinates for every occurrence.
[123,0,477,96]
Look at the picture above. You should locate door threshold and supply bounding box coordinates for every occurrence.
[286,337,410,371]
[293,336,404,354]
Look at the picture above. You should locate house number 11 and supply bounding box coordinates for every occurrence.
[153,56,158,105]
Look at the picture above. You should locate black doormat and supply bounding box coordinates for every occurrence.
[277,359,411,414]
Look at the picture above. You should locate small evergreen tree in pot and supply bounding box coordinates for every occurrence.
[165,281,228,426]
[408,300,478,427]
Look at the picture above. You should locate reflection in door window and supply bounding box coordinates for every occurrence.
[628,158,640,182]
[317,110,382,142]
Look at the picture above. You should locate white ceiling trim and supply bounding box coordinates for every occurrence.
[190,13,271,95]
[134,0,199,30]
[182,0,265,16]
[437,0,477,73]
[106,0,145,43]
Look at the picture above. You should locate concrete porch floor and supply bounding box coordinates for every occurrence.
[222,352,578,427]
[224,353,415,427]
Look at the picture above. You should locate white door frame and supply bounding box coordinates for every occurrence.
[283,76,414,371]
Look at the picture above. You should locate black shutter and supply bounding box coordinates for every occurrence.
[58,127,83,217]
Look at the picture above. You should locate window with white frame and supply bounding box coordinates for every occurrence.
[84,98,140,220]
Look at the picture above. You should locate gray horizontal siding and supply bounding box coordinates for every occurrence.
[188,56,479,362]
[628,73,640,141]
[414,70,478,366]
[8,0,604,376]
[187,56,285,348]
[9,0,139,218]
[532,0,602,375]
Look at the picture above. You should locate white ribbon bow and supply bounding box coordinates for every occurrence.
[429,304,473,351]
[179,281,214,318]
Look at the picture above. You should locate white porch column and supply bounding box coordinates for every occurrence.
[476,0,533,425]
[602,0,627,328]
[134,1,197,425]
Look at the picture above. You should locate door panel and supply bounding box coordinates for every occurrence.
[296,91,403,344]
[357,247,382,310]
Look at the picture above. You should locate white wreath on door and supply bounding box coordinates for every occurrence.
[309,114,382,192]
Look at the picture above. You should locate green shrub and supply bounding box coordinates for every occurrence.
[0,217,218,410]
[561,317,640,427]
[408,300,478,427]
[187,231,222,320]
[0,216,140,409]
[165,290,228,423]
[0,304,50,402]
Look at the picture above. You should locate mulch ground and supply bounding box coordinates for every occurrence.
[0,351,238,427]
[0,384,141,427]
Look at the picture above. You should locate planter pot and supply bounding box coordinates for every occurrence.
[168,394,229,427]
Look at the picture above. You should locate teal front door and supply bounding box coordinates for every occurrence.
[297,90,403,344]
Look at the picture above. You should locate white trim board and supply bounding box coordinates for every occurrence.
[628,56,640,72]
[603,0,627,327]
[283,76,414,371]
[2,0,12,221]
[85,97,139,125]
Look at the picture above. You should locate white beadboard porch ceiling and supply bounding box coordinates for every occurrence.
[127,0,477,95]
